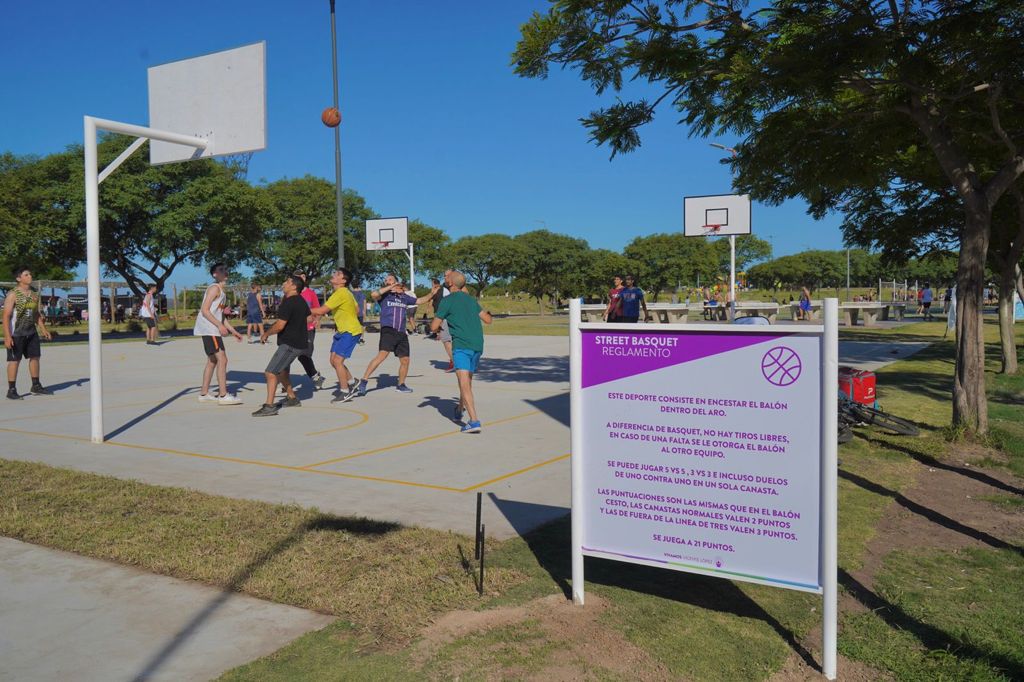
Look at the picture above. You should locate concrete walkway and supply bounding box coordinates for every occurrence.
[0,537,333,682]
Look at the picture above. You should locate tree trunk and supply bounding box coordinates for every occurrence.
[997,269,1017,374]
[953,209,990,434]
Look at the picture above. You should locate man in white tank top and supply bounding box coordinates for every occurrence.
[194,263,244,405]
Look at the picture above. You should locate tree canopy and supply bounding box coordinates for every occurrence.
[513,0,1024,432]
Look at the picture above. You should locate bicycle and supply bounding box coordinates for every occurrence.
[838,392,919,441]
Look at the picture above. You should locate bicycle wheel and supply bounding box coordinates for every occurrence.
[838,424,853,444]
[848,404,920,436]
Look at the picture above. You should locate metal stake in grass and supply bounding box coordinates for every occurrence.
[474,491,482,560]
[478,523,485,596]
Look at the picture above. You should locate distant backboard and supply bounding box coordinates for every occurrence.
[148,42,267,165]
[684,194,752,237]
[366,217,409,251]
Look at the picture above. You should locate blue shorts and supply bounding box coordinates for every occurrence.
[453,348,482,373]
[330,332,360,358]
[246,313,263,324]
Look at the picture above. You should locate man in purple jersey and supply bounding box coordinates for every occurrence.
[356,275,439,395]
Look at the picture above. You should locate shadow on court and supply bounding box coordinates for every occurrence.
[476,356,568,383]
[525,393,569,427]
[131,513,398,681]
[105,387,196,441]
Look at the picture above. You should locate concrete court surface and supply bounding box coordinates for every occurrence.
[0,330,927,540]
[0,332,573,540]
[0,537,334,682]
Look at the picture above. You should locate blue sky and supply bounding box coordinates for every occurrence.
[0,0,843,287]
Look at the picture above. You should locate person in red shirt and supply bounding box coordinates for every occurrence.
[603,275,625,322]
[293,270,327,390]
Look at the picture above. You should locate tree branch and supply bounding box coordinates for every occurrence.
[987,86,1018,158]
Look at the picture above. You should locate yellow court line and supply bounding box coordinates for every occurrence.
[0,399,176,424]
[461,453,571,491]
[299,409,542,468]
[0,425,462,492]
[303,409,370,436]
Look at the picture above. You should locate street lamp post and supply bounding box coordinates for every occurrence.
[329,0,345,268]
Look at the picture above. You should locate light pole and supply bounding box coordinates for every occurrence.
[846,248,850,301]
[709,143,738,316]
[329,0,345,268]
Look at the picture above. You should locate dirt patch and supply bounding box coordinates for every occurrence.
[768,649,893,682]
[414,592,673,680]
[852,449,1023,585]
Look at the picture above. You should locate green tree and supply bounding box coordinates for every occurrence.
[624,233,716,301]
[0,152,83,278]
[251,177,378,282]
[513,0,1024,433]
[584,248,635,300]
[512,230,591,312]
[448,233,520,298]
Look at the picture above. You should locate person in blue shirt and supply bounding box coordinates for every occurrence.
[618,275,650,323]
[356,275,438,395]
[921,282,934,321]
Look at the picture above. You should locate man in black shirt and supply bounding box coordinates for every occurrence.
[253,274,311,417]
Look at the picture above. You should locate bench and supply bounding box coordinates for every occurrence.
[839,303,887,327]
[579,303,691,323]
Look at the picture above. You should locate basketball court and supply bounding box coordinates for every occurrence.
[1,332,572,539]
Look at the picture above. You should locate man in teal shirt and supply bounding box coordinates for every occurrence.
[431,271,492,432]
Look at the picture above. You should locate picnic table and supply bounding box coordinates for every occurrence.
[580,303,692,323]
[734,302,780,324]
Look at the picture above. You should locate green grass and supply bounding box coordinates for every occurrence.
[2,318,1023,680]
[840,548,1024,681]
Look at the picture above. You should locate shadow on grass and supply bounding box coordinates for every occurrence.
[838,469,1023,556]
[839,567,1024,680]
[859,436,1024,497]
[130,512,399,682]
[514,515,819,672]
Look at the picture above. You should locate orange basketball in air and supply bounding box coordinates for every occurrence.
[321,107,341,127]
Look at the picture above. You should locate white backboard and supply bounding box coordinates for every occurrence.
[366,217,409,251]
[684,193,752,237]
[148,42,267,165]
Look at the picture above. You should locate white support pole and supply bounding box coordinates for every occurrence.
[83,115,208,443]
[84,117,104,443]
[729,235,736,320]
[98,136,148,184]
[821,298,839,679]
[407,242,415,293]
[569,299,585,605]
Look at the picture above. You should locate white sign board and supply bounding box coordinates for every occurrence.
[684,194,752,237]
[148,42,267,165]
[577,325,823,590]
[568,300,839,678]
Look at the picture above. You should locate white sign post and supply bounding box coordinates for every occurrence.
[569,299,838,679]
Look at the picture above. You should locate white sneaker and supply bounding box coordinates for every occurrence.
[216,393,243,406]
[198,393,219,403]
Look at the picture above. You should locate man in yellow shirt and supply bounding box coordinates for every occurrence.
[309,268,363,403]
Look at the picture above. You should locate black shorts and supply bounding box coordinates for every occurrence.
[379,327,410,358]
[143,317,156,329]
[7,333,41,362]
[266,344,303,374]
[201,335,225,357]
[922,302,932,310]
[620,316,640,324]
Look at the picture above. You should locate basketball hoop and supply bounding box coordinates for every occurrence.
[702,224,722,236]
[371,241,391,250]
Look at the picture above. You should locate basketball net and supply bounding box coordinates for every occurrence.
[371,241,391,250]
[702,224,722,236]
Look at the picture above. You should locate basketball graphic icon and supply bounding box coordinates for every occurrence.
[321,107,341,127]
[761,346,802,386]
